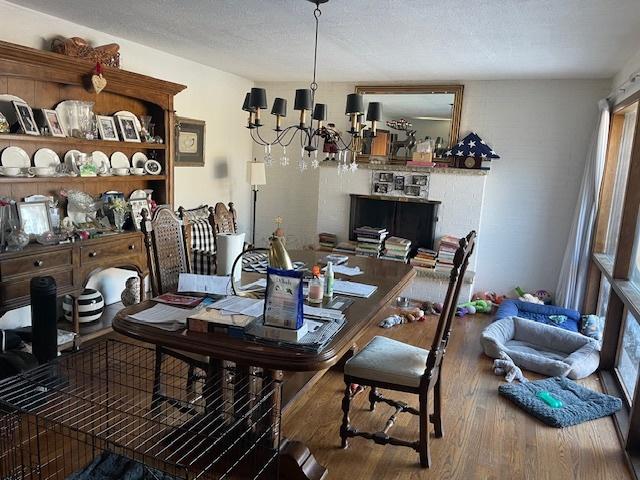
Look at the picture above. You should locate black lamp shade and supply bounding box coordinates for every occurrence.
[366,102,382,121]
[312,103,327,121]
[345,93,364,114]
[271,97,287,117]
[249,88,268,109]
[294,89,313,111]
[242,92,255,112]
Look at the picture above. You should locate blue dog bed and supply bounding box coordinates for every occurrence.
[495,299,581,333]
[499,377,621,427]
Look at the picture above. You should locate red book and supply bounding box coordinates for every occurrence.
[154,293,204,308]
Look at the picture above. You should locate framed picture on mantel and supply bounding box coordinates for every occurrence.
[176,117,206,167]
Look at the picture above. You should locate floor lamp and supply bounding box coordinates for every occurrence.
[248,159,266,246]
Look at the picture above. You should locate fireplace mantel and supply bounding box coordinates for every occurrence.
[350,194,441,205]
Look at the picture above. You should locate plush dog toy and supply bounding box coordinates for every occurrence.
[493,352,527,383]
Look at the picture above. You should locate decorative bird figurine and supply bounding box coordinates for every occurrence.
[59,189,102,225]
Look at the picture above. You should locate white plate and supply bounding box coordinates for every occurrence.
[0,94,28,128]
[130,189,148,200]
[144,159,162,175]
[131,152,148,168]
[1,146,30,168]
[110,151,130,169]
[114,111,141,131]
[91,150,110,168]
[33,148,61,168]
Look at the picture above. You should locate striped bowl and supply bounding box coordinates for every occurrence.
[62,288,105,323]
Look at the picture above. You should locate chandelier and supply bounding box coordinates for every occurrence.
[241,0,382,173]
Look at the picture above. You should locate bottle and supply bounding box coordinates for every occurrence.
[324,261,334,298]
[307,265,324,305]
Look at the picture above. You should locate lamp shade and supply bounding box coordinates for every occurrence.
[271,97,287,117]
[249,88,268,109]
[242,92,255,112]
[366,102,382,121]
[312,103,327,121]
[248,161,266,186]
[345,93,364,114]
[294,89,313,111]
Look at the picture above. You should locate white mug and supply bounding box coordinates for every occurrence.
[130,167,145,175]
[0,167,21,176]
[111,167,129,176]
[28,166,55,177]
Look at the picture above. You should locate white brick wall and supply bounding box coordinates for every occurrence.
[255,79,609,298]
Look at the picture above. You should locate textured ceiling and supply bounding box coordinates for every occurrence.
[10,0,640,82]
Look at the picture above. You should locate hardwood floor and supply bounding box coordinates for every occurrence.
[283,309,632,479]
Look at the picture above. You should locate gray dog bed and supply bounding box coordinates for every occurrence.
[481,316,600,379]
[499,376,621,427]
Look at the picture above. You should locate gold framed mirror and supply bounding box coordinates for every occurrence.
[354,85,463,164]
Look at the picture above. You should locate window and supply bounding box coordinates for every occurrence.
[618,310,640,400]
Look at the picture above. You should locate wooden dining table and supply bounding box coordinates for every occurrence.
[113,250,415,479]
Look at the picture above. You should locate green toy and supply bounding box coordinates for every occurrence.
[457,299,493,315]
[536,390,563,408]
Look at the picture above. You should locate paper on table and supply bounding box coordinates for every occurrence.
[210,296,265,317]
[324,265,363,276]
[128,303,195,324]
[178,273,231,295]
[303,305,345,321]
[332,280,377,298]
[239,278,267,290]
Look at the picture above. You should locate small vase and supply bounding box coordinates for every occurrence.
[113,210,125,232]
[6,226,29,251]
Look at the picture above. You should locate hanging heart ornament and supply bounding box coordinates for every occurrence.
[91,62,107,94]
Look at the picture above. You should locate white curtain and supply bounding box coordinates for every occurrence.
[556,99,610,310]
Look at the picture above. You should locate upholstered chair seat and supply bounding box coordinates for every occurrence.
[345,336,429,388]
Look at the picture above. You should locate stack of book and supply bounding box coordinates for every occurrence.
[354,226,388,258]
[318,232,337,251]
[333,241,357,255]
[435,235,460,272]
[409,247,437,268]
[381,236,411,262]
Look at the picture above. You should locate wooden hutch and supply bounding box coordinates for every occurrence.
[0,40,185,345]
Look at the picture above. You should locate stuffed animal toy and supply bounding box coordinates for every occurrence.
[580,315,604,341]
[421,301,438,315]
[515,286,544,305]
[379,307,425,328]
[472,291,505,307]
[535,289,553,305]
[493,352,528,383]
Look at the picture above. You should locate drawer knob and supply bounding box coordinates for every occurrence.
[89,251,98,258]
[34,260,43,267]
[128,244,135,250]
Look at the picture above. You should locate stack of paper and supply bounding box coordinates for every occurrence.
[127,303,196,331]
[332,280,377,298]
[210,296,265,317]
[303,305,346,321]
[178,273,231,295]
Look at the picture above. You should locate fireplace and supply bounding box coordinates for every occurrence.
[349,194,440,253]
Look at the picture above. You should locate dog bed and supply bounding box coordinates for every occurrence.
[495,299,581,332]
[481,316,600,379]
[499,376,622,427]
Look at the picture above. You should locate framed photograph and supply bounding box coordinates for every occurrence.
[17,201,51,236]
[394,176,405,191]
[12,100,39,136]
[129,198,150,231]
[176,117,206,166]
[404,185,421,197]
[374,182,390,194]
[412,175,429,186]
[97,115,119,141]
[116,115,141,142]
[378,172,394,183]
[38,109,66,137]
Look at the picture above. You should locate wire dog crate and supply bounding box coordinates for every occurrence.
[0,340,280,479]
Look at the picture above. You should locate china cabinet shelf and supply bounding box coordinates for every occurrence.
[0,174,166,183]
[0,134,167,150]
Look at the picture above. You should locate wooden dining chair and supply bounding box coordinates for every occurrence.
[340,231,476,468]
[140,206,209,406]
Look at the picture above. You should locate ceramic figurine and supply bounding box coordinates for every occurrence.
[0,112,10,133]
[121,276,141,306]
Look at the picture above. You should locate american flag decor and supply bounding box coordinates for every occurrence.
[445,132,500,159]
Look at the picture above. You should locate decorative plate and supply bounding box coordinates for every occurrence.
[113,111,141,130]
[131,151,148,168]
[110,151,130,169]
[144,159,162,175]
[64,149,81,174]
[34,148,61,168]
[91,150,110,169]
[1,146,30,168]
[129,189,148,200]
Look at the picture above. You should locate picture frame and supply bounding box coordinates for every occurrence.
[39,109,66,137]
[96,115,119,141]
[378,172,394,183]
[404,185,421,197]
[394,176,405,191]
[129,198,150,231]
[412,175,429,186]
[17,201,52,236]
[176,117,206,167]
[374,182,390,194]
[12,100,39,136]
[115,115,141,143]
